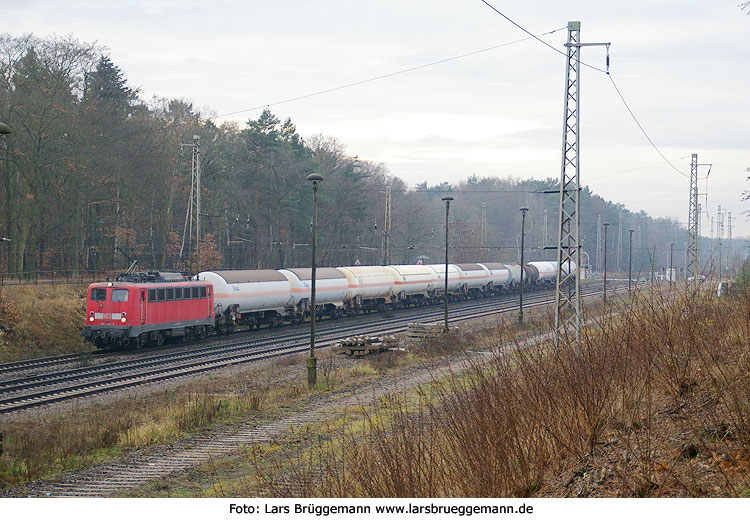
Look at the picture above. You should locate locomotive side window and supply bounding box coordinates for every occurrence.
[192,286,199,298]
[148,289,156,302]
[184,287,192,299]
[91,288,107,302]
[157,288,165,302]
[200,286,207,298]
[166,288,174,301]
[175,287,183,300]
[112,289,129,302]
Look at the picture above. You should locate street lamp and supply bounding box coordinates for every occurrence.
[442,195,453,334]
[603,222,609,305]
[306,172,323,388]
[519,207,529,324]
[669,241,674,289]
[628,229,634,293]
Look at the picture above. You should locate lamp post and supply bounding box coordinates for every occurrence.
[669,241,674,289]
[603,223,609,305]
[628,229,634,293]
[519,207,529,324]
[306,173,323,388]
[442,195,453,334]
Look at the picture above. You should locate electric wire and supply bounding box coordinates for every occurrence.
[480,0,692,181]
[214,28,566,120]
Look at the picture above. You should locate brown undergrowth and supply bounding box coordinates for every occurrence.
[0,285,93,362]
[251,287,750,497]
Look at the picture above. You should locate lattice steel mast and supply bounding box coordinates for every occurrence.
[179,135,201,272]
[686,154,699,289]
[554,21,609,345]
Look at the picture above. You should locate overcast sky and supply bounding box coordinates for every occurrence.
[5,1,750,236]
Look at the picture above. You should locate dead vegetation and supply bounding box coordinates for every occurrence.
[248,287,750,497]
[0,285,93,362]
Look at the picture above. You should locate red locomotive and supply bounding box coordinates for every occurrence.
[82,271,215,349]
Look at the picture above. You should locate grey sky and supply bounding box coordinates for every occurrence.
[5,1,749,235]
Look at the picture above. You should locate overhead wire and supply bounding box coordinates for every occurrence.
[479,0,692,180]
[214,28,566,120]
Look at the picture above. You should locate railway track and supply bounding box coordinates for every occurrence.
[0,285,616,414]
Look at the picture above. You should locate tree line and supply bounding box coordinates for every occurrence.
[0,33,716,279]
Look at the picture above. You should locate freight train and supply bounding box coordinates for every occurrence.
[82,260,568,349]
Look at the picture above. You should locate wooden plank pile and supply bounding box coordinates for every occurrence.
[333,335,400,356]
[406,322,444,341]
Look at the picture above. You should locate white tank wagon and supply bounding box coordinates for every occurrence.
[523,264,539,284]
[278,267,349,319]
[425,264,461,293]
[481,262,512,291]
[336,266,395,313]
[455,263,492,295]
[198,269,293,328]
[526,261,557,283]
[506,264,523,286]
[385,264,439,306]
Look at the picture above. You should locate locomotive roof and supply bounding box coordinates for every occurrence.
[283,268,345,280]
[206,270,288,284]
[90,279,207,288]
[113,271,187,283]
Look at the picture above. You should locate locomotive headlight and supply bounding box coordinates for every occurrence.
[121,312,127,324]
[89,316,95,322]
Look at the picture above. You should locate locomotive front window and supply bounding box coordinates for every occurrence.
[112,289,129,302]
[91,288,107,302]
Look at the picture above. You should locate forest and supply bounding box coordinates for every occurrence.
[0,34,698,280]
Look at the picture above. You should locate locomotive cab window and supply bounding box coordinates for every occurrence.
[200,286,207,298]
[148,289,156,302]
[91,288,107,302]
[112,289,129,302]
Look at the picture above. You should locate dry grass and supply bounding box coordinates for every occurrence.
[0,285,93,362]
[0,382,269,488]
[249,286,750,497]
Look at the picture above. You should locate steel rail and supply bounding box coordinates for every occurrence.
[0,285,618,414]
